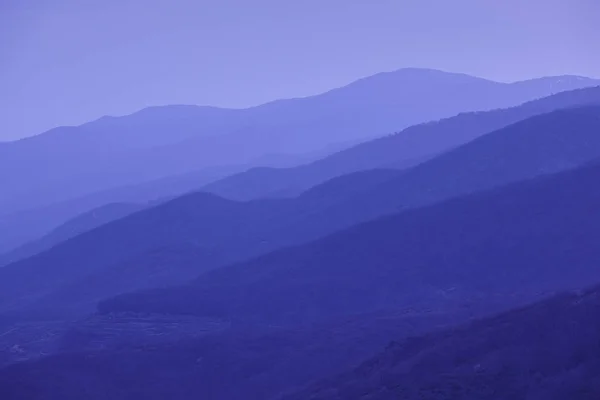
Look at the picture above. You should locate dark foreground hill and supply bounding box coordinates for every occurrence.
[3,276,599,400]
[4,107,600,318]
[282,286,600,400]
[0,310,467,400]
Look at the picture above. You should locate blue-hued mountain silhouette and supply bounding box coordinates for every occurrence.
[0,149,328,255]
[5,117,600,400]
[204,85,600,201]
[4,84,600,261]
[2,74,600,400]
[1,72,597,257]
[2,106,600,318]
[1,70,598,218]
[100,151,600,322]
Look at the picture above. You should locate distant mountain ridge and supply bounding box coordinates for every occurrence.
[0,203,145,268]
[2,69,598,218]
[2,74,600,400]
[204,85,600,201]
[0,143,342,255]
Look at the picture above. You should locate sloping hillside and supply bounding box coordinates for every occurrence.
[101,154,600,323]
[282,286,600,400]
[4,107,600,318]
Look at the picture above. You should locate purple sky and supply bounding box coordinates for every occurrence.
[1,0,599,140]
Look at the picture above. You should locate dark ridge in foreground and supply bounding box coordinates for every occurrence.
[0,311,467,400]
[282,286,600,400]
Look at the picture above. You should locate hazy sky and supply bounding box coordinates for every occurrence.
[1,0,599,140]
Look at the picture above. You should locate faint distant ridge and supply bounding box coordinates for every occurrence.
[5,69,599,145]
[509,74,600,99]
[0,203,145,268]
[512,74,598,87]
